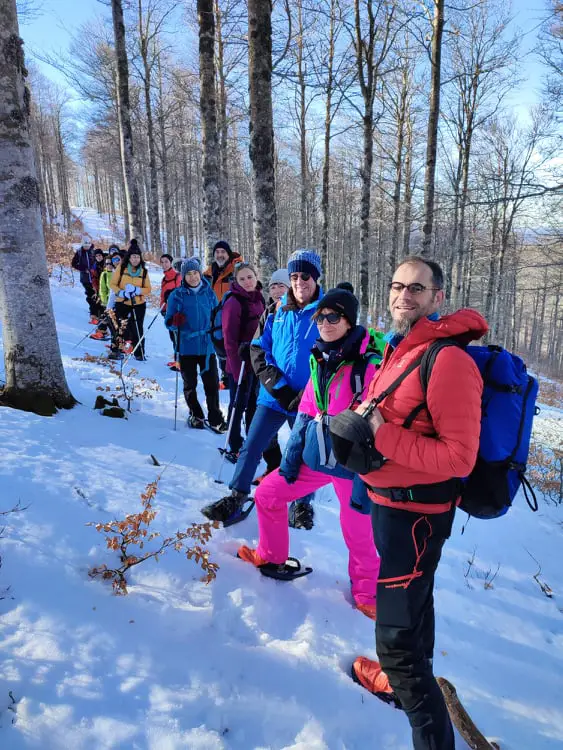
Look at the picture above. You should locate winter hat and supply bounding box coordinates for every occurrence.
[81,235,90,247]
[287,249,322,282]
[181,256,202,277]
[336,281,354,294]
[269,268,290,289]
[213,240,232,258]
[94,248,105,257]
[129,238,141,254]
[317,287,359,325]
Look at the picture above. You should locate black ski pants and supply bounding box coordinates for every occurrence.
[372,503,455,750]
[179,353,223,426]
[80,271,98,316]
[114,301,146,356]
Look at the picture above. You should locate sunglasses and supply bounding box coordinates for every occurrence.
[316,311,343,325]
[290,272,312,282]
[388,282,442,295]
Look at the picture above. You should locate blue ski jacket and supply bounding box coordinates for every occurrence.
[165,279,218,357]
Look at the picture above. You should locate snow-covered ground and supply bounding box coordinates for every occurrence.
[1,272,563,750]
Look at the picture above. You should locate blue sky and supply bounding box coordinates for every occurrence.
[20,0,550,112]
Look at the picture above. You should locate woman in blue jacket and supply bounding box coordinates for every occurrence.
[166,258,227,432]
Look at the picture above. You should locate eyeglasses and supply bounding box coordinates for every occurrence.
[388,282,442,295]
[316,311,343,325]
[290,272,311,282]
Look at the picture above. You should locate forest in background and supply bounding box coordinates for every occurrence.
[19,0,563,374]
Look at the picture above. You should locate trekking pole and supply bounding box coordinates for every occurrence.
[130,298,143,357]
[73,325,100,349]
[215,361,246,484]
[123,303,166,367]
[174,330,181,431]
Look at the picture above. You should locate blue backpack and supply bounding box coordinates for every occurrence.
[417,341,539,519]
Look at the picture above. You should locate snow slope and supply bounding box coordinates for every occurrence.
[0,275,562,750]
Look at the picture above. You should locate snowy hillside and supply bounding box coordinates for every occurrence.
[0,275,562,750]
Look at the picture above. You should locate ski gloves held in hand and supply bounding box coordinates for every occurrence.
[123,283,142,300]
[273,385,302,413]
[170,312,186,328]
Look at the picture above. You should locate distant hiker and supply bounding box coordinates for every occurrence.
[204,240,243,388]
[221,262,265,460]
[253,268,291,484]
[237,286,384,617]
[202,249,323,529]
[90,249,106,319]
[165,257,227,433]
[347,257,487,750]
[71,237,97,323]
[160,253,181,369]
[110,249,122,269]
[109,239,152,361]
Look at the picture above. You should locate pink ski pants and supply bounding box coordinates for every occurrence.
[255,465,380,605]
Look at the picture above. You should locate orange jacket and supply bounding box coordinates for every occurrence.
[203,253,242,302]
[362,309,488,514]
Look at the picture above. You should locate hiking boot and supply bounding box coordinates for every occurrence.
[89,315,99,325]
[218,381,227,391]
[89,330,107,340]
[188,415,205,429]
[201,490,250,523]
[237,545,269,567]
[108,350,123,360]
[288,500,314,530]
[121,341,134,355]
[351,657,401,708]
[355,602,377,621]
[218,448,239,464]
[167,360,180,370]
[252,467,274,486]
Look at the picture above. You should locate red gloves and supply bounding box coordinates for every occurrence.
[171,312,186,327]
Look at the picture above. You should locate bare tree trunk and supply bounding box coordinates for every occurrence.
[391,63,408,273]
[0,0,75,414]
[421,0,444,255]
[215,0,229,235]
[402,116,413,258]
[111,0,141,242]
[198,0,222,261]
[320,0,336,282]
[248,0,278,278]
[157,55,173,254]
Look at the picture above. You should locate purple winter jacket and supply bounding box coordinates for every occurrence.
[221,281,265,379]
[71,246,94,273]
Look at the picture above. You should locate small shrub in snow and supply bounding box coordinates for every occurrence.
[88,476,220,594]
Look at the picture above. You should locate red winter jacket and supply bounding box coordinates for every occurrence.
[362,309,488,514]
[160,268,181,311]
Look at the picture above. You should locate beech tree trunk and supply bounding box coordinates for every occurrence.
[198,0,222,261]
[0,0,75,415]
[421,0,444,255]
[248,0,278,279]
[111,0,141,242]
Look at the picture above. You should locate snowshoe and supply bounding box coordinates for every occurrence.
[218,381,227,391]
[89,315,100,325]
[206,419,228,434]
[121,341,134,355]
[237,549,313,581]
[89,330,108,341]
[167,360,180,371]
[201,491,254,526]
[218,447,239,464]
[187,415,205,429]
[288,500,314,530]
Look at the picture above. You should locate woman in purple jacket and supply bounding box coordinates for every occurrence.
[221,263,265,460]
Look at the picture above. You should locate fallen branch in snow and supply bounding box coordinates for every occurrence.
[525,548,554,599]
[87,474,220,594]
[437,678,500,750]
[0,501,28,602]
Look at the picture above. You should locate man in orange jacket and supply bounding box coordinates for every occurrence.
[351,256,487,750]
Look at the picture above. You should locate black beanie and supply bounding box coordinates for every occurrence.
[336,281,354,294]
[213,240,232,258]
[317,288,359,325]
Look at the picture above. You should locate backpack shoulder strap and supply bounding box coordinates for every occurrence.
[402,338,462,429]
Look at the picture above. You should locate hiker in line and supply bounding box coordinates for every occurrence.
[202,249,323,530]
[160,253,181,369]
[204,240,243,389]
[71,237,98,323]
[237,286,384,618]
[89,255,115,341]
[109,239,152,361]
[349,256,487,750]
[252,268,291,485]
[165,257,227,433]
[221,262,265,461]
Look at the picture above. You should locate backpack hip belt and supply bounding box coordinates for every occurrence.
[368,477,461,505]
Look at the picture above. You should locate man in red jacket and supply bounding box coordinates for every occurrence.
[351,256,487,750]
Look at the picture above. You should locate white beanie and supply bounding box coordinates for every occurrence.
[81,235,90,246]
[269,268,290,288]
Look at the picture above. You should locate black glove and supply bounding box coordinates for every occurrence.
[238,342,251,360]
[273,385,300,412]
